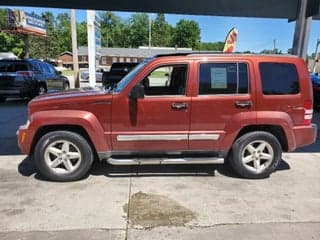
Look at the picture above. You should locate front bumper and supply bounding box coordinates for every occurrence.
[17,121,34,155]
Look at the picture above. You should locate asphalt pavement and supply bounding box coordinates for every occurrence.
[0,98,319,240]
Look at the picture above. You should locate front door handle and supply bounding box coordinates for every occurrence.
[171,102,188,110]
[235,101,252,109]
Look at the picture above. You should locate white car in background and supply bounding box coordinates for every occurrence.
[79,67,109,82]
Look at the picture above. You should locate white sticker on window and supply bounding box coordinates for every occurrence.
[211,67,227,89]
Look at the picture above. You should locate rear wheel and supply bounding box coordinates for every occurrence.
[38,83,47,95]
[227,131,282,179]
[63,81,70,90]
[0,96,6,102]
[34,131,94,181]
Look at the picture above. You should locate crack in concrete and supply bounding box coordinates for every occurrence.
[124,175,133,240]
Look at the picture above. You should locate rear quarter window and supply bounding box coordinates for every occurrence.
[0,61,28,72]
[259,62,299,95]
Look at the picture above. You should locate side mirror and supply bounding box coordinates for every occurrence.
[129,84,145,100]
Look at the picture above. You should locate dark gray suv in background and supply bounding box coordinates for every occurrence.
[0,59,70,102]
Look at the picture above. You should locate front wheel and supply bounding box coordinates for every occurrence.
[34,131,94,181]
[226,131,282,179]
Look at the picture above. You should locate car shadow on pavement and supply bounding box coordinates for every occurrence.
[17,157,291,181]
[89,159,290,179]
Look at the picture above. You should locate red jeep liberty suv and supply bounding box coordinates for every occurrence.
[17,53,317,181]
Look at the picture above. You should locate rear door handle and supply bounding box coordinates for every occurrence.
[235,101,252,109]
[171,102,188,110]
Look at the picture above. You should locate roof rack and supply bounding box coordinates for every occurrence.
[155,51,224,58]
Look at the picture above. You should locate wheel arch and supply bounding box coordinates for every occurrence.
[234,125,288,152]
[30,125,98,158]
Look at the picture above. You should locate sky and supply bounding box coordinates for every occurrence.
[2,6,320,55]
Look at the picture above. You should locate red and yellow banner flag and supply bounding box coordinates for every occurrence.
[223,28,238,53]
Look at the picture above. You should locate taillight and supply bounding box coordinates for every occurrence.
[17,71,34,77]
[302,100,313,125]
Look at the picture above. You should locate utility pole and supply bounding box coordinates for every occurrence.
[23,35,30,58]
[148,14,152,48]
[87,10,96,87]
[70,9,79,88]
[273,39,276,53]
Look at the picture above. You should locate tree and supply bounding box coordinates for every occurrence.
[56,13,72,52]
[0,32,24,57]
[101,11,125,47]
[152,14,172,47]
[77,21,87,46]
[0,9,8,29]
[0,9,24,57]
[260,48,282,54]
[200,41,224,51]
[128,13,149,47]
[172,19,200,49]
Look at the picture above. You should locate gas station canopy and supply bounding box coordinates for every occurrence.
[1,0,320,57]
[1,0,319,20]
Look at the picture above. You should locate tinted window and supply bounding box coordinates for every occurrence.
[0,61,28,72]
[259,63,299,95]
[199,63,248,94]
[45,63,57,75]
[0,62,15,72]
[40,62,51,73]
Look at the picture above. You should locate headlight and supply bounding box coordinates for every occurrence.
[25,120,30,128]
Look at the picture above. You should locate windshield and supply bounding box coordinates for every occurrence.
[114,59,150,93]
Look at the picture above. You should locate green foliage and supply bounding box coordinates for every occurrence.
[0,9,225,58]
[200,41,224,51]
[77,21,87,46]
[260,48,282,54]
[0,9,8,29]
[101,11,125,47]
[56,13,72,52]
[152,14,173,47]
[128,13,149,47]
[172,19,201,49]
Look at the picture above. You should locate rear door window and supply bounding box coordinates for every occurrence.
[198,62,249,95]
[259,63,299,95]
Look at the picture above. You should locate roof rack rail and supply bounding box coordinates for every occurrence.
[155,51,224,58]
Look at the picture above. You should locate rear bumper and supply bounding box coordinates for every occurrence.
[0,82,38,98]
[292,123,317,150]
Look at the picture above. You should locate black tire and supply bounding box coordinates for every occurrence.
[34,131,94,182]
[38,83,47,95]
[63,81,70,90]
[226,131,282,179]
[0,96,6,102]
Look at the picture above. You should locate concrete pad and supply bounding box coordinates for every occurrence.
[128,222,320,240]
[0,156,130,232]
[128,153,320,228]
[0,229,125,240]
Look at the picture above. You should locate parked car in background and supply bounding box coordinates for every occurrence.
[0,59,69,102]
[79,68,109,83]
[102,62,138,88]
[310,72,320,108]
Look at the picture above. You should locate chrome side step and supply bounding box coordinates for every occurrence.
[107,157,224,165]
